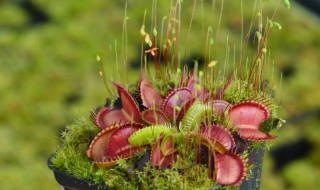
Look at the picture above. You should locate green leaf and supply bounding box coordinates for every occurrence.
[181,103,214,131]
[128,125,172,146]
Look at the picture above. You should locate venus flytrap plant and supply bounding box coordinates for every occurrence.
[50,1,290,189]
[84,71,277,186]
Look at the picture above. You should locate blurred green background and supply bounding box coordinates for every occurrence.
[0,0,319,189]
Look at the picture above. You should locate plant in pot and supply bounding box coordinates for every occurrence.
[48,1,289,189]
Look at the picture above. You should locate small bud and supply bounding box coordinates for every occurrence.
[175,106,181,111]
[145,35,150,44]
[256,31,262,42]
[140,25,146,36]
[274,22,282,30]
[210,38,214,46]
[199,71,204,77]
[153,27,157,37]
[284,0,290,9]
[171,18,179,24]
[257,58,262,64]
[280,118,286,124]
[257,12,262,17]
[96,54,101,62]
[177,68,181,74]
[145,35,153,47]
[262,48,267,54]
[99,71,103,76]
[208,60,218,68]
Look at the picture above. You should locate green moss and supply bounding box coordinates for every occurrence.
[134,144,216,190]
[51,116,246,189]
[136,164,213,190]
[51,117,140,189]
[223,79,261,104]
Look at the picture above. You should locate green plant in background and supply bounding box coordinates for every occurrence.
[50,0,290,189]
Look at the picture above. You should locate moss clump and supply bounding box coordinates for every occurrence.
[51,116,227,189]
[136,164,213,190]
[51,117,139,189]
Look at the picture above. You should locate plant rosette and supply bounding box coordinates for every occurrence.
[49,72,284,189]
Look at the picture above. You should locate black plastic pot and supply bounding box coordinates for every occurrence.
[238,147,265,190]
[48,147,264,190]
[47,155,111,190]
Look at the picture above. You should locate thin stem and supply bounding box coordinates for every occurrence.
[115,40,119,83]
[213,0,224,59]
[183,0,197,61]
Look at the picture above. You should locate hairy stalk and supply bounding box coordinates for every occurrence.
[115,40,119,83]
[239,0,244,90]
[97,55,113,96]
[213,0,224,61]
[122,3,129,84]
[248,7,278,90]
[183,0,197,62]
